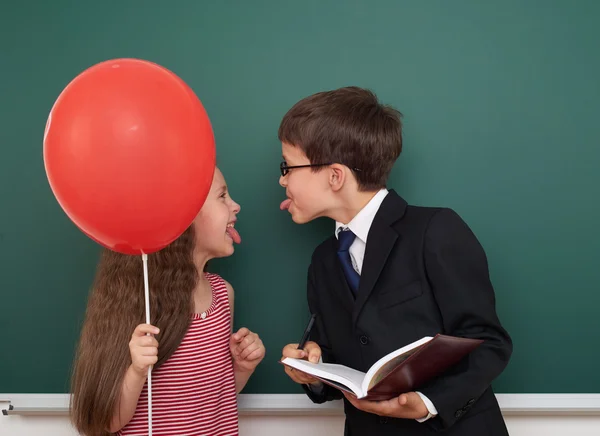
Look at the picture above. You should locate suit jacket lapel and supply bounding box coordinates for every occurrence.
[352,190,407,324]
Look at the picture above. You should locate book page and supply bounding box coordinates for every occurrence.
[362,336,433,393]
[281,358,367,396]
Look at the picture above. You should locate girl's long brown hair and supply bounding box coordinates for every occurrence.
[70,226,198,435]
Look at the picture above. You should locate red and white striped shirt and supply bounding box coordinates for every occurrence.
[118,273,238,435]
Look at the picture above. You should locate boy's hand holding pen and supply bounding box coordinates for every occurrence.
[281,314,322,386]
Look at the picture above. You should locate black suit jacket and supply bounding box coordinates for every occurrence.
[302,190,512,436]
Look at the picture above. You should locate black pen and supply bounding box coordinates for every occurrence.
[297,313,317,350]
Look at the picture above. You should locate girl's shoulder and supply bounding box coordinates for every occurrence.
[205,271,234,299]
[204,271,224,284]
[203,272,232,310]
[204,272,228,294]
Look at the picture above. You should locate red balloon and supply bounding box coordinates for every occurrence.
[43,58,216,254]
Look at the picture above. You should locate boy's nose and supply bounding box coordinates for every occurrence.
[279,174,287,187]
[232,201,241,214]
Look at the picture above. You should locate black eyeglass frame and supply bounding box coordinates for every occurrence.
[280,161,362,177]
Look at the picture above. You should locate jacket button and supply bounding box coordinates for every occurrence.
[455,410,463,418]
[359,335,369,345]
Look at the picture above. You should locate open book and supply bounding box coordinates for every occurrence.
[281,334,483,401]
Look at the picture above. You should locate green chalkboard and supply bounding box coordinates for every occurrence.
[1,1,599,395]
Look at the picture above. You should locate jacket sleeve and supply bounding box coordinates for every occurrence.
[419,208,512,430]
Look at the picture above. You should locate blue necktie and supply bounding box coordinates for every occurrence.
[337,229,360,294]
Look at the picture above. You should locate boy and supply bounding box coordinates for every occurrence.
[279,87,512,435]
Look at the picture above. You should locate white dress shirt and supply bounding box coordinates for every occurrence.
[334,188,438,423]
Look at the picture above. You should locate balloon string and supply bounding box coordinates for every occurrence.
[142,253,152,436]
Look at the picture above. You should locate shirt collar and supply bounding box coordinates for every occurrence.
[335,188,389,243]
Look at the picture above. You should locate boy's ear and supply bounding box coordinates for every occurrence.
[329,164,346,192]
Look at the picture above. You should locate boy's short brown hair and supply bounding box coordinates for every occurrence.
[278,86,402,191]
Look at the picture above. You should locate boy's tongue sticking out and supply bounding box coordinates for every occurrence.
[280,199,292,211]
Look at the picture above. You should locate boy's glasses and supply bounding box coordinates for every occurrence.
[280,161,331,177]
[280,161,362,177]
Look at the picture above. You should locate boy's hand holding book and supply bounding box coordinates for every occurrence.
[343,391,429,420]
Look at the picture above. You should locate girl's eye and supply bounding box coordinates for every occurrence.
[220,192,227,199]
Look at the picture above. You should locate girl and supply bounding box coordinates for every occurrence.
[70,168,265,436]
